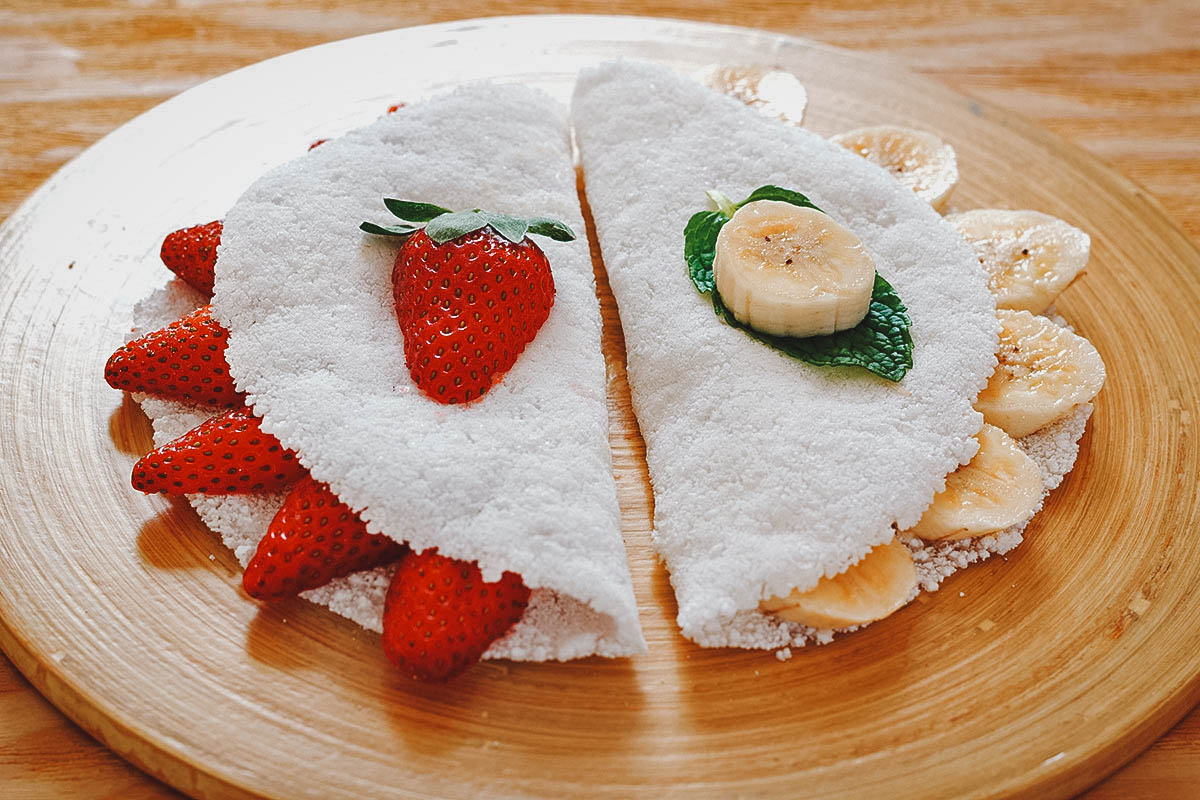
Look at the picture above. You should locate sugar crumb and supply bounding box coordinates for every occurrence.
[1130,594,1151,616]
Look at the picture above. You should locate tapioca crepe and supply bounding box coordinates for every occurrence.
[123,65,1095,662]
[133,82,645,662]
[571,60,1091,650]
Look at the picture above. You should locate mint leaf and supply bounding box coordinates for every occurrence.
[713,275,913,382]
[527,217,577,242]
[383,199,452,222]
[685,210,727,294]
[359,221,420,237]
[482,212,529,244]
[424,210,489,243]
[682,184,914,382]
[740,185,822,211]
[705,190,738,217]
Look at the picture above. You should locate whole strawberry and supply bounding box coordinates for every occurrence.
[243,475,408,600]
[381,549,530,682]
[105,305,243,408]
[160,220,222,296]
[361,200,575,405]
[132,406,304,494]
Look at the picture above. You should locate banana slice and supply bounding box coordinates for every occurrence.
[759,538,916,628]
[698,64,807,125]
[905,423,1043,541]
[976,309,1105,438]
[947,209,1090,314]
[713,200,875,337]
[830,125,958,211]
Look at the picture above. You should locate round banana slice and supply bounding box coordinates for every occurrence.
[759,538,917,629]
[976,309,1106,438]
[947,209,1090,314]
[905,423,1043,541]
[713,200,876,337]
[830,125,959,211]
[698,64,807,125]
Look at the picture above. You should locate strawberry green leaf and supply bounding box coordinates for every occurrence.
[383,199,452,222]
[360,221,421,237]
[683,184,914,382]
[362,202,578,246]
[424,210,490,244]
[527,218,577,242]
[483,212,530,244]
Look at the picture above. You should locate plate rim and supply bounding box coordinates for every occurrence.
[2,13,1199,800]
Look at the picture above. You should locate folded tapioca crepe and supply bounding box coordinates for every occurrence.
[572,60,1090,651]
[132,83,645,662]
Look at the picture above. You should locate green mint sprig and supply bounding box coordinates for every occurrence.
[361,199,576,245]
[683,185,913,382]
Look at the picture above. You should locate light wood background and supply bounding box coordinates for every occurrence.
[1,2,1197,798]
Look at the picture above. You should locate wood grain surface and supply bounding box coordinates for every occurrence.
[0,5,1198,799]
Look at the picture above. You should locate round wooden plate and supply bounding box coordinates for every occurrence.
[1,15,1198,800]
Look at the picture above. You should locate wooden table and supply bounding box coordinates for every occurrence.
[1,2,1196,797]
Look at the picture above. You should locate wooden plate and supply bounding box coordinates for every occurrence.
[2,15,1198,800]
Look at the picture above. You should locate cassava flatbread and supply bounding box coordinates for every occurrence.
[133,82,645,662]
[573,60,1008,649]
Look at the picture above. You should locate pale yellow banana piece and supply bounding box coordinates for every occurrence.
[698,64,807,125]
[905,423,1043,541]
[947,209,1090,313]
[713,200,875,337]
[759,538,916,628]
[830,125,958,211]
[976,310,1105,438]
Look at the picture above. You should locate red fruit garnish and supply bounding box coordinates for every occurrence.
[308,138,329,151]
[386,103,405,114]
[361,202,575,404]
[242,476,408,600]
[105,305,243,408]
[392,228,555,404]
[160,220,221,296]
[131,407,304,495]
[381,550,530,682]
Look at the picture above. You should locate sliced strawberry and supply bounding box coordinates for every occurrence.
[132,407,304,495]
[160,220,221,296]
[381,550,530,682]
[105,305,243,408]
[242,476,408,600]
